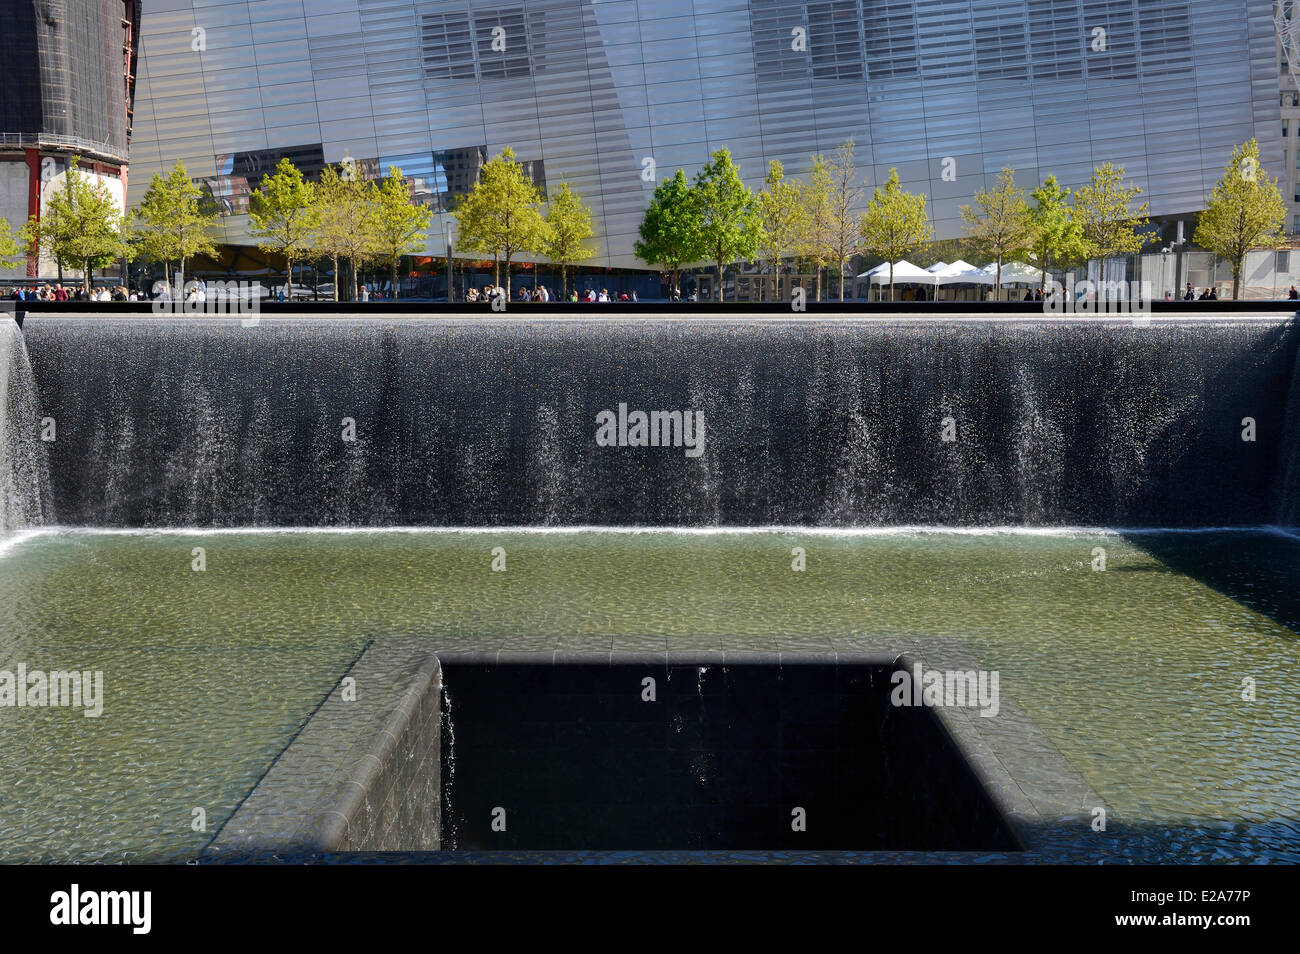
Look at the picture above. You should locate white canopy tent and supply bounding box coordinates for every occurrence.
[933,260,991,285]
[980,261,1041,285]
[925,261,948,273]
[859,260,939,283]
[857,260,939,300]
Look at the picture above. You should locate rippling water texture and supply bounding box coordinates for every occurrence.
[1,528,1297,862]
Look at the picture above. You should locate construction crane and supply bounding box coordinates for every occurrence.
[1278,1,1300,95]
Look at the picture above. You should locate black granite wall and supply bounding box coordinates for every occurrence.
[438,655,1018,851]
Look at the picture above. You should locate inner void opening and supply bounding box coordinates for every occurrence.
[438,659,1020,851]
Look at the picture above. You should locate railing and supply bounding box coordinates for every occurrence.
[0,132,127,164]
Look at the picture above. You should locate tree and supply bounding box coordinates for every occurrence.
[693,147,762,301]
[819,139,864,300]
[634,169,702,298]
[0,216,37,269]
[34,156,131,292]
[1072,162,1150,283]
[912,237,976,269]
[1028,175,1088,291]
[960,167,1035,295]
[798,153,833,300]
[452,147,548,299]
[310,164,375,301]
[542,182,596,299]
[248,157,320,299]
[131,159,218,294]
[369,166,433,300]
[858,168,934,301]
[756,160,806,299]
[1193,139,1287,300]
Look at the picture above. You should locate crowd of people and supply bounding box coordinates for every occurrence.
[7,283,138,301]
[461,284,646,303]
[6,278,1300,304]
[1177,282,1219,300]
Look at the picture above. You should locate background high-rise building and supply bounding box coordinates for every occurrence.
[5,1,1287,281]
[0,1,141,279]
[123,0,1284,271]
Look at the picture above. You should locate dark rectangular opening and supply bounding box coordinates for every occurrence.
[439,658,1020,851]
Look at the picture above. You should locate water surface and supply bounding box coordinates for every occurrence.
[1,527,1296,862]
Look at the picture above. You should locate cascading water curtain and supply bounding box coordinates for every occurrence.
[0,321,53,538]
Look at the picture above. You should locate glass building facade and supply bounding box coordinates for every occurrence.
[128,0,1284,269]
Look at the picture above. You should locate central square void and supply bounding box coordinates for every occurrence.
[439,657,1020,851]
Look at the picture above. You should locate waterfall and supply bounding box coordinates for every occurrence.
[1276,341,1300,528]
[0,319,52,538]
[19,315,1300,529]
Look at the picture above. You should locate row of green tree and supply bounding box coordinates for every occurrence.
[633,137,1285,301]
[0,156,439,299]
[0,138,1284,300]
[0,151,599,301]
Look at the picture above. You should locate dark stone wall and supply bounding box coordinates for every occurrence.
[438,655,1018,851]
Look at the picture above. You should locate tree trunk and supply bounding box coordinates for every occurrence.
[179,258,186,299]
[838,262,846,302]
[995,255,1002,297]
[504,254,512,299]
[332,255,339,302]
[392,261,399,301]
[889,262,895,303]
[82,258,91,294]
[815,268,822,302]
[493,254,500,288]
[1233,257,1242,300]
[560,263,567,300]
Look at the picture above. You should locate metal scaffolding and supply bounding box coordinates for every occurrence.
[1278,1,1300,93]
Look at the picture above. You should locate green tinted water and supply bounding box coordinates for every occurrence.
[1,528,1297,862]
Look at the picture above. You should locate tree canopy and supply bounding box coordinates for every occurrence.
[858,168,933,300]
[693,147,761,301]
[634,168,703,297]
[453,147,548,298]
[1028,175,1088,290]
[36,157,131,292]
[1072,162,1150,266]
[960,167,1035,293]
[542,181,596,299]
[131,159,218,292]
[248,156,320,296]
[1193,139,1286,299]
[369,165,433,299]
